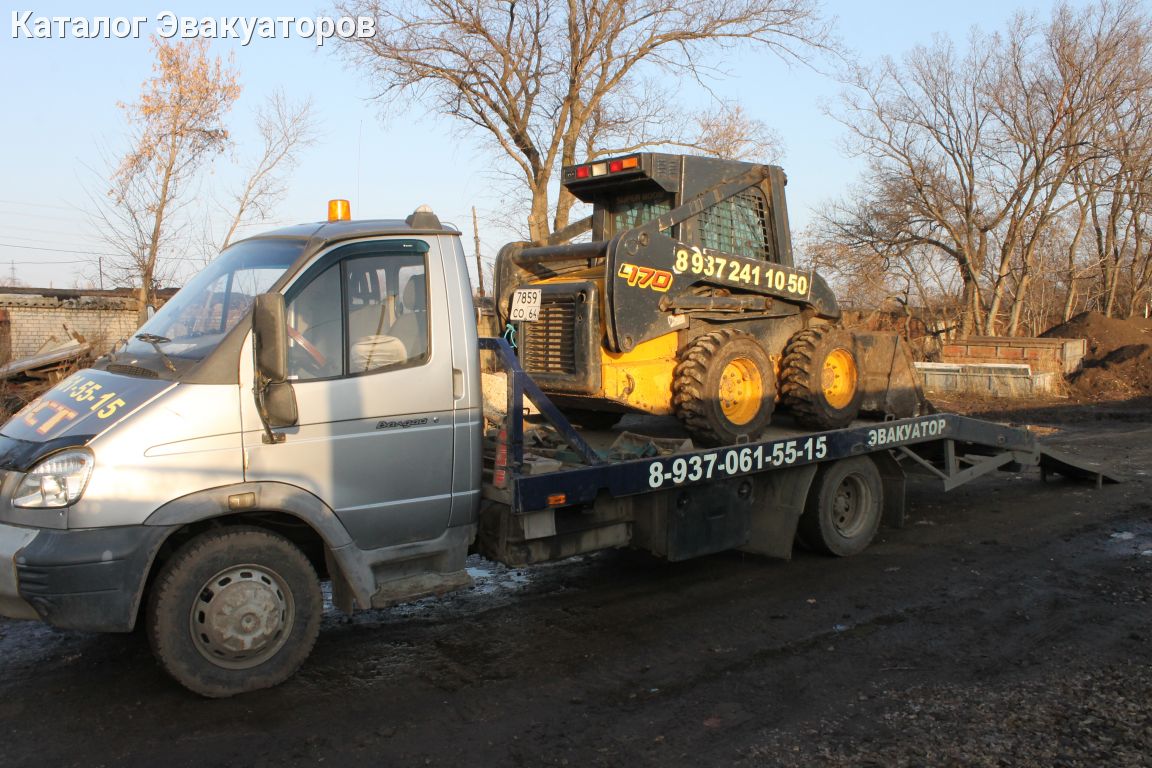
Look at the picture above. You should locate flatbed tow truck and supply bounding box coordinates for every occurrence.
[0,198,1116,698]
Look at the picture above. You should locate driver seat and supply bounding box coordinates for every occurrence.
[388,274,427,362]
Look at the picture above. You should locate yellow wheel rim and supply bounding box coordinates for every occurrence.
[718,357,764,425]
[821,348,858,410]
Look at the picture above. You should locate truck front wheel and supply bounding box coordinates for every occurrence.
[146,527,322,698]
[798,457,883,557]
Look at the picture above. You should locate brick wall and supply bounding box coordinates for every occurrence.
[0,295,140,362]
[940,336,1086,375]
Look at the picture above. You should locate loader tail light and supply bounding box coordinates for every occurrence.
[609,157,638,173]
[328,199,351,222]
[569,155,639,182]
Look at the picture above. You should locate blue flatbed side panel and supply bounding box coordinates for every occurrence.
[510,414,1038,513]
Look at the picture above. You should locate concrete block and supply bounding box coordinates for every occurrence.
[915,361,1063,397]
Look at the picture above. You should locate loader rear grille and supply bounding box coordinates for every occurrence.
[521,294,578,375]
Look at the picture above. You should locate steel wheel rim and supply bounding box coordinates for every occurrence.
[719,357,763,426]
[189,563,295,670]
[832,474,872,538]
[822,347,858,410]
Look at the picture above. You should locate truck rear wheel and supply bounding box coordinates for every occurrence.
[146,527,322,698]
[780,327,862,429]
[673,329,775,446]
[798,457,883,557]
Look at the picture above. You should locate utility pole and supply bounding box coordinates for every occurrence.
[472,206,486,297]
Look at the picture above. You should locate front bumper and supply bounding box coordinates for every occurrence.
[0,522,174,632]
[0,523,39,620]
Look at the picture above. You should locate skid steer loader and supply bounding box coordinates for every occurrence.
[495,153,926,445]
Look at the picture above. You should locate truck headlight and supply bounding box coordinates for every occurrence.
[13,450,94,509]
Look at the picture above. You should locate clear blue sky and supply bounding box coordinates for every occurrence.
[0,0,1082,289]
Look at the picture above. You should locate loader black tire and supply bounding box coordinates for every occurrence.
[780,326,863,430]
[798,456,883,557]
[147,527,322,698]
[672,329,775,446]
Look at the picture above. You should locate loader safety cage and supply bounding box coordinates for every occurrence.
[479,338,1119,515]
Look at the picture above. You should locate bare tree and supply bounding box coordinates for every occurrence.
[100,37,240,318]
[804,184,961,315]
[814,0,1152,335]
[1094,60,1152,318]
[334,0,831,243]
[692,104,783,162]
[823,35,1003,334]
[1046,0,1152,320]
[216,91,318,252]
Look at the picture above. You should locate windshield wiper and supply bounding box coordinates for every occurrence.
[135,333,178,373]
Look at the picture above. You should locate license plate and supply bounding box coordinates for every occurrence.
[510,289,542,322]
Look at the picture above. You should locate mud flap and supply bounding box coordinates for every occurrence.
[663,480,754,561]
[630,480,754,562]
[738,465,819,560]
[870,450,908,529]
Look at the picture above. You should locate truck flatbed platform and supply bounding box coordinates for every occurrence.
[477,336,1118,567]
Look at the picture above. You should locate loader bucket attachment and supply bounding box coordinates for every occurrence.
[854,332,931,419]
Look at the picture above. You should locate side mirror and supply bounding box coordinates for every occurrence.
[252,293,297,433]
[253,293,288,383]
[261,381,298,429]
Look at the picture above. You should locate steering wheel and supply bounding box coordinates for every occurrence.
[286,326,328,369]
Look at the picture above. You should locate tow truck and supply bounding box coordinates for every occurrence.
[0,198,1115,697]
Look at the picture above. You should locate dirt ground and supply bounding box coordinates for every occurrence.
[0,392,1149,767]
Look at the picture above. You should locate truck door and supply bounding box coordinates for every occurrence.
[240,238,455,549]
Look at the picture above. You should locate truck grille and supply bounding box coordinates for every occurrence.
[521,294,577,375]
[106,364,158,378]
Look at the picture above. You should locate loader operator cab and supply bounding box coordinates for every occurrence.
[561,152,792,266]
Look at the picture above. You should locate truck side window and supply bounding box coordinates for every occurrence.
[286,264,343,380]
[346,254,429,374]
[285,249,430,380]
[695,190,775,262]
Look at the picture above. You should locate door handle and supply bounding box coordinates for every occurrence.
[453,368,464,399]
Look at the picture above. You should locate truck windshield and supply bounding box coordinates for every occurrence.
[114,238,305,372]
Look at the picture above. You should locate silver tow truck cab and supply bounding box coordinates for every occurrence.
[0,206,481,697]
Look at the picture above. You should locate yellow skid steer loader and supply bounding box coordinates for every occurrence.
[495,153,926,445]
